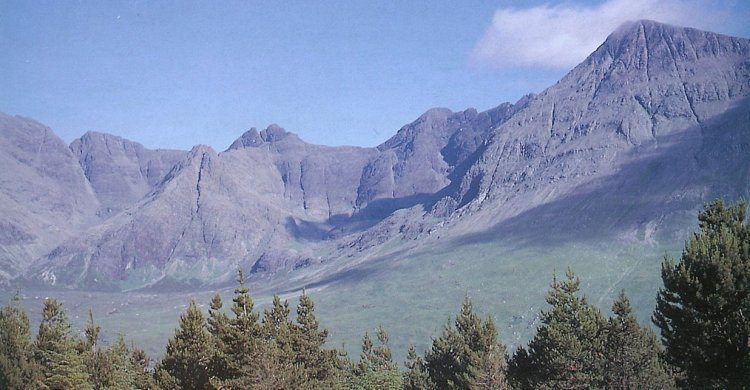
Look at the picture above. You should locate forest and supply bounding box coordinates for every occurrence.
[1,200,748,389]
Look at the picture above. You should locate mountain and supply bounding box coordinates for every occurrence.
[71,131,186,217]
[21,101,525,290]
[1,20,748,295]
[444,19,750,237]
[311,20,750,266]
[0,114,99,283]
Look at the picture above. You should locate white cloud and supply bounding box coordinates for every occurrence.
[471,0,731,69]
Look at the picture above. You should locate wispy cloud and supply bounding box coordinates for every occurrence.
[471,0,732,69]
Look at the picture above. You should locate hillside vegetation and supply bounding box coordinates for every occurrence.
[2,200,747,389]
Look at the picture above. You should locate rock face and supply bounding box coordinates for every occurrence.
[440,20,750,240]
[71,131,185,216]
[0,114,99,282]
[1,20,749,290]
[24,101,523,289]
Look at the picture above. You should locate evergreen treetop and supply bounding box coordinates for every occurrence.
[156,300,213,390]
[653,199,750,388]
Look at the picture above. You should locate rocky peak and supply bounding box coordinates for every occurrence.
[588,19,750,74]
[187,144,216,159]
[71,130,186,216]
[0,113,99,282]
[378,107,453,152]
[228,124,302,150]
[447,19,750,219]
[260,124,292,142]
[228,128,263,149]
[71,131,142,160]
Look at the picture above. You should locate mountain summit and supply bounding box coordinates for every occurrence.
[1,21,748,291]
[439,19,750,236]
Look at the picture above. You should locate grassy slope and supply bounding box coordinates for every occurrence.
[1,236,679,363]
[312,238,679,362]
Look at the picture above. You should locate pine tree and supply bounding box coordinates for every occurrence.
[230,269,260,340]
[106,334,137,390]
[229,294,304,389]
[509,270,605,389]
[356,331,375,374]
[267,295,306,388]
[80,309,112,389]
[506,346,532,390]
[425,321,460,388]
[35,298,93,390]
[425,296,508,389]
[156,300,213,389]
[350,326,402,389]
[470,318,508,390]
[351,367,403,390]
[404,343,432,390]
[0,293,42,388]
[215,268,266,388]
[261,294,299,380]
[206,292,231,383]
[604,291,674,389]
[262,295,292,341]
[372,325,395,370]
[653,199,750,388]
[131,347,156,390]
[292,290,340,389]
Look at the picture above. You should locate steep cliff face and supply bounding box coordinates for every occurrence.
[31,144,287,288]
[357,102,526,216]
[24,103,520,289]
[0,114,99,282]
[439,21,750,238]
[71,131,186,216]
[229,124,379,222]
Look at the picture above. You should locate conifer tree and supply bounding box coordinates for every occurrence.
[653,199,750,388]
[351,326,402,390]
[156,300,213,390]
[106,334,137,390]
[80,309,112,389]
[131,347,156,390]
[425,296,508,389]
[263,295,296,357]
[605,291,674,389]
[261,295,304,387]
[35,298,93,390]
[356,331,375,374]
[372,325,395,370]
[206,292,231,383]
[0,293,42,388]
[506,346,532,390]
[404,343,432,390]
[262,295,296,365]
[215,268,265,388]
[470,318,508,390]
[230,269,260,338]
[508,270,605,389]
[293,290,340,388]
[262,295,292,340]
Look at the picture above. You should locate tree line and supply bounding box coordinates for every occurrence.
[1,200,748,389]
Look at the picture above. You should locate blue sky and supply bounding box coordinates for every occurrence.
[2,1,748,150]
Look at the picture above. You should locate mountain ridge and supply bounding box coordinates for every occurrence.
[1,20,749,292]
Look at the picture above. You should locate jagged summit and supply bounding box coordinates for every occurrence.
[443,17,750,238]
[587,19,750,74]
[608,19,746,46]
[228,124,302,150]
